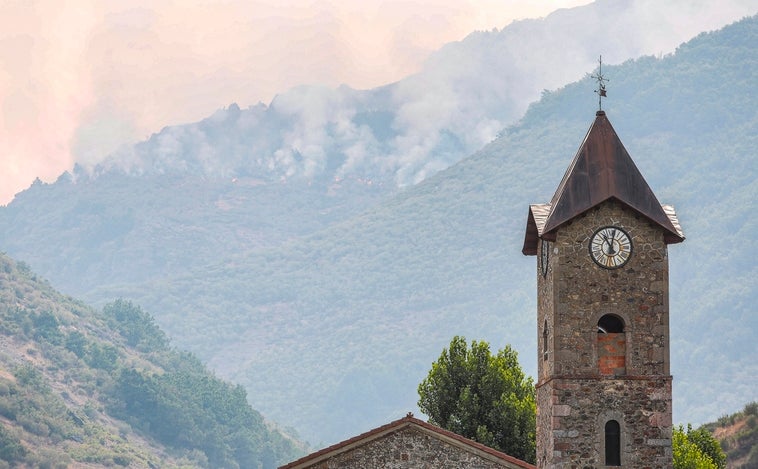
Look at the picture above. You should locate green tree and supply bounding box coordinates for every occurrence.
[0,424,26,462]
[684,424,726,469]
[85,343,119,371]
[673,424,725,469]
[103,299,168,352]
[418,336,536,463]
[65,331,88,358]
[32,310,62,345]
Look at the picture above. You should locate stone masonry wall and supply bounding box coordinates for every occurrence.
[306,426,514,469]
[536,200,673,468]
[539,377,672,468]
[551,201,670,377]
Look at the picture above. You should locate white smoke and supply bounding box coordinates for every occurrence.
[14,0,757,196]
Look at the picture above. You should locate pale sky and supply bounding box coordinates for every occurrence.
[1,0,597,205]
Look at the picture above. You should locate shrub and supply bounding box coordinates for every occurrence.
[0,425,26,462]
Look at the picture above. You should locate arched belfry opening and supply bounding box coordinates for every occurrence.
[597,314,626,375]
[598,314,624,333]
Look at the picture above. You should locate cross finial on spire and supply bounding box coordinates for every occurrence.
[591,55,608,111]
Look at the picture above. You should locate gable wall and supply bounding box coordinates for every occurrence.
[303,426,510,469]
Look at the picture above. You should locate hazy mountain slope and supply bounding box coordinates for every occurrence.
[81,0,754,187]
[1,171,391,292]
[77,16,758,445]
[2,0,754,297]
[0,5,756,449]
[0,253,304,467]
[706,402,758,468]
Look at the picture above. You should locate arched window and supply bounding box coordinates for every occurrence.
[605,420,621,466]
[597,314,626,375]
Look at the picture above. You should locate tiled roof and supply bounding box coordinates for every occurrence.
[278,414,536,469]
[522,204,551,255]
[523,111,685,255]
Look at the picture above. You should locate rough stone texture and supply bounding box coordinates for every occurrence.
[535,200,673,468]
[304,426,516,469]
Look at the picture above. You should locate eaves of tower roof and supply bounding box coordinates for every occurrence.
[522,111,684,255]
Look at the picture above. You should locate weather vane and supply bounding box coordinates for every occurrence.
[591,55,608,111]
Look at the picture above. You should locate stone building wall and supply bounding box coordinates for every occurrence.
[538,377,672,468]
[550,201,670,377]
[304,426,514,469]
[535,200,673,468]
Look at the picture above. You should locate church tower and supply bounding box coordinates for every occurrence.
[522,110,685,468]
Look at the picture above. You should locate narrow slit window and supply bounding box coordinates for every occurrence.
[605,420,621,466]
[542,320,548,360]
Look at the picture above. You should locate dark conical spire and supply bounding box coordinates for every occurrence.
[522,112,684,255]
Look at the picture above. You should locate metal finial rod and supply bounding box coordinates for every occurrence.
[591,55,608,111]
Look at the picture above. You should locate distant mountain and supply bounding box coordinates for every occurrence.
[0,253,304,467]
[1,171,392,291]
[85,15,756,444]
[3,0,754,292]
[1,6,756,449]
[68,0,757,186]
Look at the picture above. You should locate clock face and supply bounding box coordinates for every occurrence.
[540,239,549,277]
[589,226,632,269]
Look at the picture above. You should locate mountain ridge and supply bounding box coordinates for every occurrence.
[41,0,754,189]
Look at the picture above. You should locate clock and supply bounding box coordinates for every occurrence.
[540,239,550,277]
[589,226,632,269]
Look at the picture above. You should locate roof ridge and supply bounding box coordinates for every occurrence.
[279,414,536,469]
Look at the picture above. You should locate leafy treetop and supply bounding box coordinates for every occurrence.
[418,336,536,464]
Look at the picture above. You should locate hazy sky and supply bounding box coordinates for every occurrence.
[0,0,753,205]
[1,0,596,205]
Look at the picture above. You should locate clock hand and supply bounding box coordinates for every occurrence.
[601,234,615,255]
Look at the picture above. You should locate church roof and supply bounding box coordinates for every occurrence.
[522,111,684,255]
[278,414,536,469]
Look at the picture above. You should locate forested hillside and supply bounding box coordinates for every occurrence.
[0,253,304,467]
[146,15,755,442]
[707,402,758,468]
[0,13,756,447]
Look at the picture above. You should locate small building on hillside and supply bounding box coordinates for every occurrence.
[279,414,536,469]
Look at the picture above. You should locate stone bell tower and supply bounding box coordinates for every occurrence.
[522,110,685,468]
